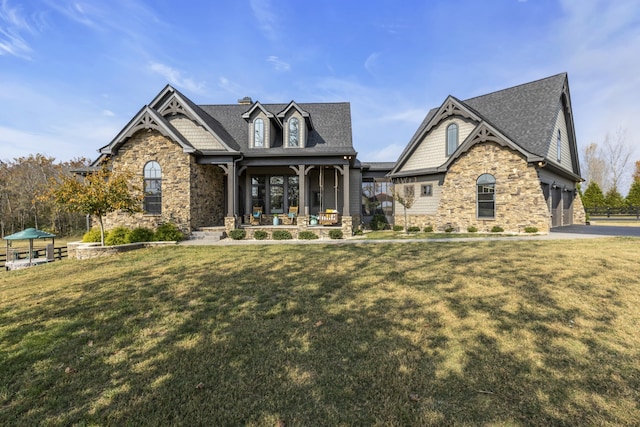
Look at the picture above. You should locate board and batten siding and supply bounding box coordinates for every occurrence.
[399,118,477,173]
[168,116,225,151]
[546,105,573,172]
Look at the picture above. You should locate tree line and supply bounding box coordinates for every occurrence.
[0,154,91,238]
[580,128,640,210]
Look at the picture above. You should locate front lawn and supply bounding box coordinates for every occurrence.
[1,238,639,425]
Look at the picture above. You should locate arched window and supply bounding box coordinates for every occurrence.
[144,161,161,215]
[446,123,458,156]
[477,173,495,218]
[254,118,264,147]
[556,129,562,162]
[288,117,299,147]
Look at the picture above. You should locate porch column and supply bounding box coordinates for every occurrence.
[338,164,350,216]
[219,162,235,217]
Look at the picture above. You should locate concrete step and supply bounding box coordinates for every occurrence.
[189,230,225,241]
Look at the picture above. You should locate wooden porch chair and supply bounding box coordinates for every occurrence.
[250,206,263,225]
[281,206,298,225]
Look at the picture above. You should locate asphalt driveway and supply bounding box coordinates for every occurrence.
[550,225,640,237]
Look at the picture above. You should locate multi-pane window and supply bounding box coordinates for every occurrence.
[361,180,392,216]
[477,173,496,218]
[254,118,264,147]
[143,161,161,215]
[288,117,299,147]
[557,129,561,162]
[251,175,299,214]
[421,184,432,197]
[447,123,458,156]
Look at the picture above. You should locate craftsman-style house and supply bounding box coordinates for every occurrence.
[92,72,584,236]
[389,72,585,233]
[94,85,363,235]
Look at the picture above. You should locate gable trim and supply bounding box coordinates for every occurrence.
[391,96,481,174]
[277,100,314,130]
[99,106,196,155]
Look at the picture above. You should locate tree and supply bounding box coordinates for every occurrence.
[581,142,608,190]
[581,181,605,209]
[391,178,416,233]
[47,165,143,246]
[604,186,625,209]
[633,160,640,183]
[626,179,640,207]
[603,128,633,192]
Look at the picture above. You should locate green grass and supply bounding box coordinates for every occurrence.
[1,239,640,425]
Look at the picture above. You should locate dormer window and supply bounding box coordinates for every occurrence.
[254,118,264,147]
[446,123,458,156]
[288,118,299,147]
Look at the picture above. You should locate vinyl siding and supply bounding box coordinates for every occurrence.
[546,105,572,172]
[399,118,477,172]
[395,175,443,216]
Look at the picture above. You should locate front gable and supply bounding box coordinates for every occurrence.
[150,86,239,153]
[99,106,195,156]
[277,101,313,149]
[544,83,580,176]
[392,97,480,175]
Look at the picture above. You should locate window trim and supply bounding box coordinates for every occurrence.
[446,123,458,156]
[143,161,162,215]
[476,173,495,219]
[254,118,265,148]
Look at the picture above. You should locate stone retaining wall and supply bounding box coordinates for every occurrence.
[68,241,177,261]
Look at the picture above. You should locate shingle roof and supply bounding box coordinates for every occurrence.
[462,73,568,157]
[199,102,355,156]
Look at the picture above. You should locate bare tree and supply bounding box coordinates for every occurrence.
[391,178,416,233]
[581,143,608,189]
[603,128,633,192]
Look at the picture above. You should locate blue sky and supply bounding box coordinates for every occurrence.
[1,0,639,183]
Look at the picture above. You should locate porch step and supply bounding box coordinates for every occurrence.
[189,229,225,242]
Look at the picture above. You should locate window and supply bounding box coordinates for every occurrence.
[421,184,433,197]
[143,161,161,215]
[251,175,299,214]
[254,118,264,147]
[447,123,458,156]
[477,174,495,218]
[556,129,561,162]
[288,117,299,147]
[361,180,392,216]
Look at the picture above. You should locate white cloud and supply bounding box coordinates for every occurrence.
[149,62,205,94]
[250,0,279,40]
[0,0,34,59]
[266,56,290,72]
[364,52,380,75]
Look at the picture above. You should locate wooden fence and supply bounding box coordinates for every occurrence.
[586,206,640,219]
[1,246,68,270]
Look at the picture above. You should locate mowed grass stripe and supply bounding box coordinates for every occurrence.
[1,238,639,426]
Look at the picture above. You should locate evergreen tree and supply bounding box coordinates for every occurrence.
[604,186,625,209]
[581,181,605,209]
[626,179,640,207]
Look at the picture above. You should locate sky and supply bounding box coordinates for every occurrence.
[1,0,639,189]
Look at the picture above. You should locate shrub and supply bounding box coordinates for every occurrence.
[82,228,102,243]
[354,229,363,236]
[393,225,404,232]
[491,225,504,233]
[155,223,184,241]
[228,229,246,240]
[298,231,319,240]
[105,226,130,246]
[370,214,388,231]
[329,229,343,239]
[407,226,421,233]
[127,227,155,243]
[444,226,454,233]
[272,230,293,240]
[524,226,539,233]
[423,225,433,233]
[253,230,268,240]
[467,226,478,233]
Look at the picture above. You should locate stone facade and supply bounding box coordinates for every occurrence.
[435,142,550,233]
[103,130,225,233]
[393,214,438,230]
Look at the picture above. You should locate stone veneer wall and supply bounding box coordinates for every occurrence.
[104,130,193,233]
[190,159,225,228]
[393,214,438,230]
[573,192,587,224]
[435,143,550,233]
